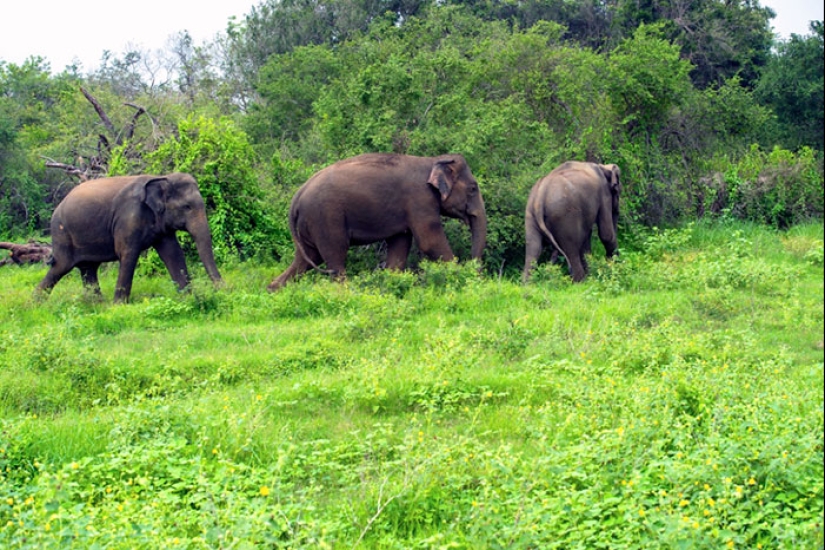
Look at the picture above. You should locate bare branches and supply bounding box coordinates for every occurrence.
[42,156,106,182]
[43,161,89,181]
[45,88,152,181]
[80,86,117,137]
[123,103,147,142]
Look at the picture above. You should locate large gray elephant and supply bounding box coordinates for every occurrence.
[268,153,487,290]
[37,173,223,302]
[523,161,621,282]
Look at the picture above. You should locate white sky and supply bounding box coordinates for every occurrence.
[0,0,823,73]
[0,1,256,73]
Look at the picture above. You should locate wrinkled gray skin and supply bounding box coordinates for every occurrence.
[37,173,223,302]
[269,153,487,291]
[523,161,621,282]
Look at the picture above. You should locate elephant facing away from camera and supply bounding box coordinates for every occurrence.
[523,161,621,282]
[37,173,223,302]
[268,153,487,291]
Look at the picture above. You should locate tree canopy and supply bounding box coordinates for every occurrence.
[1,1,822,273]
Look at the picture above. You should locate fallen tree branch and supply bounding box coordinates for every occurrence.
[43,161,89,181]
[0,240,52,266]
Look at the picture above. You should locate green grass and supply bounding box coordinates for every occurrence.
[0,221,822,549]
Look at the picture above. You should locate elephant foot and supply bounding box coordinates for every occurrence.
[32,287,50,302]
[267,276,291,292]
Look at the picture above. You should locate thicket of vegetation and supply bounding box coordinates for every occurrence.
[1,2,823,275]
[0,2,823,547]
[0,222,822,547]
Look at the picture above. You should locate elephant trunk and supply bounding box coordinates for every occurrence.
[187,215,223,283]
[469,208,487,261]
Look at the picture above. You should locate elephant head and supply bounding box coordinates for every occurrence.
[427,157,487,260]
[140,174,222,284]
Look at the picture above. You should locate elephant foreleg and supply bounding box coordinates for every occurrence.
[154,235,190,290]
[597,223,617,258]
[411,221,454,263]
[114,252,141,302]
[385,232,412,270]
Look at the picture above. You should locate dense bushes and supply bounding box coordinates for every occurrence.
[144,115,285,262]
[700,146,824,228]
[0,222,822,548]
[1,5,822,271]
[243,12,821,274]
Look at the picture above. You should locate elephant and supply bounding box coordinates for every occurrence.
[37,172,223,302]
[268,153,487,290]
[523,161,621,282]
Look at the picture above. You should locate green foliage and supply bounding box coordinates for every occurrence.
[608,23,692,138]
[145,114,282,261]
[0,222,822,548]
[246,45,341,153]
[755,21,824,151]
[239,6,807,265]
[715,145,825,228]
[3,3,822,247]
[0,59,79,235]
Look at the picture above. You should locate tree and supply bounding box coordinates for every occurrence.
[0,58,78,235]
[607,24,692,139]
[756,21,824,151]
[245,44,341,155]
[144,115,283,260]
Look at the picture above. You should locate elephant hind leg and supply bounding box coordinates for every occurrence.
[78,262,103,295]
[567,252,588,282]
[267,245,321,292]
[36,257,75,295]
[522,239,544,283]
[385,232,413,270]
[268,257,309,291]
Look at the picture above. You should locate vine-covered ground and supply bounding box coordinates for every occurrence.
[0,222,822,549]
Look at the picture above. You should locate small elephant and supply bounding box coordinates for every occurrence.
[523,161,621,282]
[268,153,487,290]
[37,173,223,302]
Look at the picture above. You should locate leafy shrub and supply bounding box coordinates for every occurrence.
[416,259,484,291]
[714,145,825,227]
[145,115,282,261]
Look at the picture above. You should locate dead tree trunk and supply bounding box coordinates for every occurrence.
[0,241,53,266]
[44,87,152,181]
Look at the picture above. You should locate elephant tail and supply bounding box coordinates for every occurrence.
[534,202,570,268]
[290,203,335,276]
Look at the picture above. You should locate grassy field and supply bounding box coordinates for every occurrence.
[0,221,822,549]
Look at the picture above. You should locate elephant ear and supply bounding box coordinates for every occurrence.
[142,177,169,229]
[427,160,456,201]
[601,164,621,194]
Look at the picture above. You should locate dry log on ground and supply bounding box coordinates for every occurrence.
[0,241,52,266]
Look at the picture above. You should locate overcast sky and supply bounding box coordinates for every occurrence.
[1,0,823,73]
[0,1,256,72]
